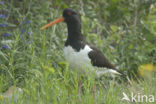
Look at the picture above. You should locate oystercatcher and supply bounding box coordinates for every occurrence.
[41,8,121,99]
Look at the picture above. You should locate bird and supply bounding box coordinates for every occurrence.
[41,8,121,100]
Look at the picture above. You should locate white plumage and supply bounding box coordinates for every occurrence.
[63,45,121,78]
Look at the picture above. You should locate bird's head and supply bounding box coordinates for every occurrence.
[40,8,81,30]
[63,8,81,24]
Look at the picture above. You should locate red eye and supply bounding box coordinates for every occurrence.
[67,12,71,16]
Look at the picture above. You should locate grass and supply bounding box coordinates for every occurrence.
[1,69,156,104]
[0,0,156,104]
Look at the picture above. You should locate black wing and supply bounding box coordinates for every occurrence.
[88,45,117,70]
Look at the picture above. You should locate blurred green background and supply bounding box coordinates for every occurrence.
[0,0,156,104]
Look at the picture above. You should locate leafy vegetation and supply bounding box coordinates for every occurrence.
[0,0,156,104]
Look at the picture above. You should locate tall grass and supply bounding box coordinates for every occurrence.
[0,0,156,104]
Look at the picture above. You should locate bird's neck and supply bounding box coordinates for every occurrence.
[67,22,83,41]
[65,22,85,51]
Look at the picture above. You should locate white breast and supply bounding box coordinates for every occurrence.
[63,45,93,73]
[63,45,121,77]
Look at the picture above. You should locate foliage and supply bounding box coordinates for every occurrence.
[0,0,156,103]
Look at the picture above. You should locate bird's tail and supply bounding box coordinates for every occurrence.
[96,69,121,78]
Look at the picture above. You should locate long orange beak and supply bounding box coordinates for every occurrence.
[40,17,64,30]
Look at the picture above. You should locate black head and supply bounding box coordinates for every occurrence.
[40,8,82,32]
[63,8,81,24]
[40,8,84,51]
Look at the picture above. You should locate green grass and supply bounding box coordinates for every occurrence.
[1,69,156,104]
[0,0,156,104]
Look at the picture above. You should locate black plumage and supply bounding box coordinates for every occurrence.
[63,8,117,70]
